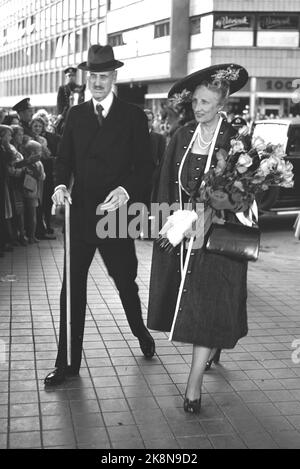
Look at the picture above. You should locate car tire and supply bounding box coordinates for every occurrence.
[256,187,280,212]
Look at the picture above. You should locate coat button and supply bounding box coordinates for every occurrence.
[194,177,198,180]
[176,162,180,166]
[183,146,187,149]
[196,167,200,170]
[183,289,187,293]
[187,270,192,274]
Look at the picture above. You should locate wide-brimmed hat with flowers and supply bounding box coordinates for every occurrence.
[168,63,248,99]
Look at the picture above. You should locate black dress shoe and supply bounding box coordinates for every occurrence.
[44,366,79,386]
[183,395,202,414]
[138,330,155,359]
[205,348,221,371]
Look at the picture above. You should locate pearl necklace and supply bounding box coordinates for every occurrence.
[197,124,216,149]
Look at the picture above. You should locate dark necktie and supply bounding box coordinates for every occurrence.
[96,103,104,127]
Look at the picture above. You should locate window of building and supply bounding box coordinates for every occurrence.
[90,24,97,44]
[75,30,81,53]
[154,21,170,39]
[91,0,99,18]
[190,16,201,35]
[108,33,124,47]
[63,0,69,30]
[83,0,90,23]
[257,14,299,47]
[82,27,88,51]
[69,32,75,54]
[98,22,106,44]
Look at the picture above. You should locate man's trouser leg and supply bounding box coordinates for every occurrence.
[55,238,95,372]
[98,239,146,337]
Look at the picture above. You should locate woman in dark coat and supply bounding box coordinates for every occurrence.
[147,64,251,414]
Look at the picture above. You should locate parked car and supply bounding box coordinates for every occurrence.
[252,119,300,215]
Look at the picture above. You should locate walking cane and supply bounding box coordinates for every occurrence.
[64,199,71,367]
[52,199,71,367]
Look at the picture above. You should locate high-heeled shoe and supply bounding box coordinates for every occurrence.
[183,394,202,414]
[205,348,221,371]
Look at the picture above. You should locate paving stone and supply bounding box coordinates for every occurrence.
[210,434,247,449]
[10,416,40,433]
[43,429,76,447]
[9,431,41,449]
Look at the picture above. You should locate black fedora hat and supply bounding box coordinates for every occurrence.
[168,63,248,98]
[78,44,124,72]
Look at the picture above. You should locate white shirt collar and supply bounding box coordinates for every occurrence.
[92,91,114,118]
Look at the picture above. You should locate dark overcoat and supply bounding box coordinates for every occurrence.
[147,119,249,349]
[55,95,152,244]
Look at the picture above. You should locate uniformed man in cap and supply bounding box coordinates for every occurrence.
[56,67,85,135]
[12,98,34,137]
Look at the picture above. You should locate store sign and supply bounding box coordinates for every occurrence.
[214,14,253,30]
[257,78,295,92]
[259,15,299,30]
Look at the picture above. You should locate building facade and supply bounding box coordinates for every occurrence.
[0,0,300,119]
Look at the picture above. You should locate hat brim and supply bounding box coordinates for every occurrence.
[78,59,124,72]
[168,63,248,98]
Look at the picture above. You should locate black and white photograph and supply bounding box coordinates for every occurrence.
[0,0,300,453]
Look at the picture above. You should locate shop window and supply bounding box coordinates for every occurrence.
[213,13,254,47]
[154,21,170,39]
[257,14,299,47]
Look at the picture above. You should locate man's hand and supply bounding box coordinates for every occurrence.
[100,187,129,212]
[52,187,72,206]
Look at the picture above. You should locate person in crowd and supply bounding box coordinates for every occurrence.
[22,140,45,244]
[8,125,27,246]
[0,108,6,124]
[44,44,155,386]
[147,63,250,414]
[29,115,56,240]
[0,124,19,250]
[36,111,61,235]
[230,115,252,150]
[12,98,34,137]
[55,67,85,135]
[3,112,20,126]
[0,125,14,255]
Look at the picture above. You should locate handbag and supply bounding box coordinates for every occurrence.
[205,222,260,261]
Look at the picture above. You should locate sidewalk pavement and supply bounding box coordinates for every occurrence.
[0,230,300,450]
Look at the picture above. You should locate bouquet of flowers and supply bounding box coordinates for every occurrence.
[199,126,294,213]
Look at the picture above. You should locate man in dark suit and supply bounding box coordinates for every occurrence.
[56,67,85,135]
[44,45,155,386]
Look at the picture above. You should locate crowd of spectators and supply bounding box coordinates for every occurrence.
[0,102,60,258]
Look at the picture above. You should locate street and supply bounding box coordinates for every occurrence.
[0,216,299,449]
